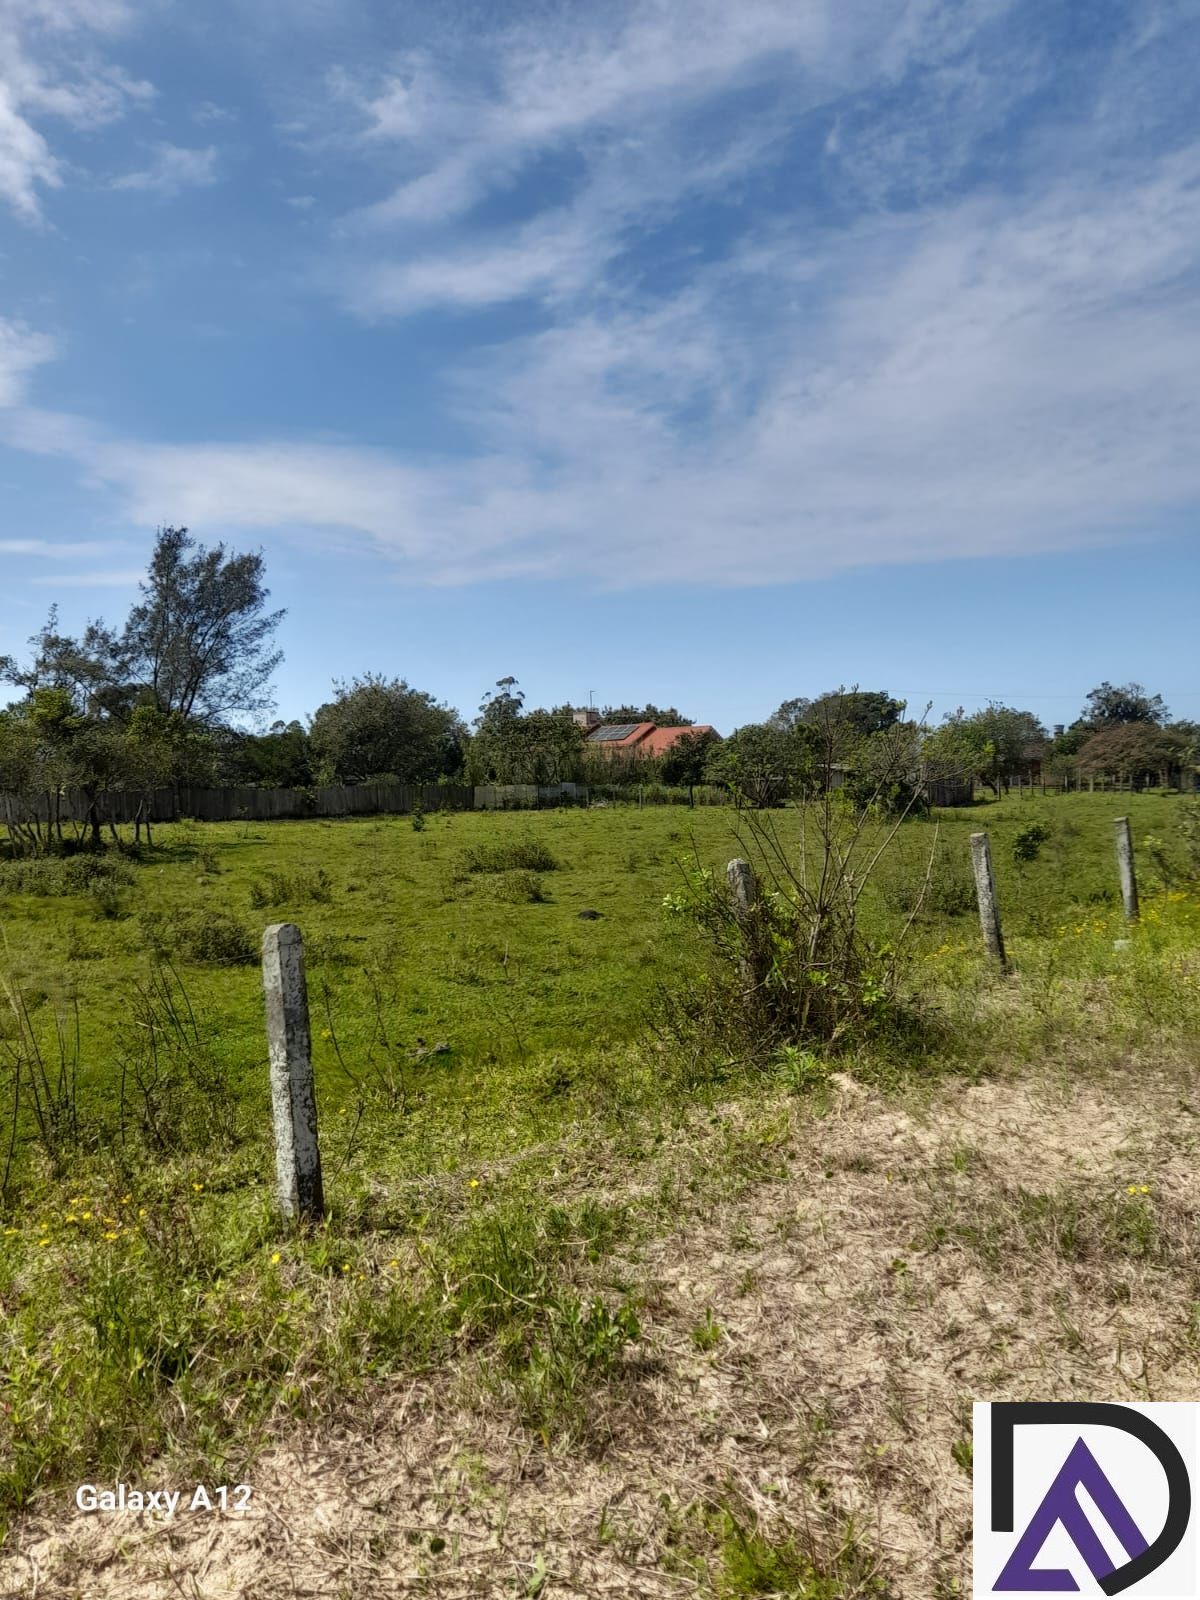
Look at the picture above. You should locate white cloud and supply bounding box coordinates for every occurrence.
[0,80,59,219]
[0,0,153,220]
[3,2,1198,596]
[0,319,57,406]
[29,567,143,586]
[110,142,218,195]
[334,4,830,228]
[0,538,119,558]
[12,138,1193,589]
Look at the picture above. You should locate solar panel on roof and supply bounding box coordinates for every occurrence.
[592,724,640,741]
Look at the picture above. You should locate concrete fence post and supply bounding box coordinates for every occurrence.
[727,857,757,921]
[969,832,1007,969]
[262,922,325,1223]
[727,858,760,993]
[1114,816,1139,923]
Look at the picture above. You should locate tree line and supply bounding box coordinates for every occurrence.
[2,529,1195,854]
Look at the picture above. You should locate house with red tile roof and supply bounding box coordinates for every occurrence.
[585,721,718,758]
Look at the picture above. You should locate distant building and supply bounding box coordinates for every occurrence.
[585,722,718,758]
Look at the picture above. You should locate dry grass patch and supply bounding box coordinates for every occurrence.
[10,1054,1200,1599]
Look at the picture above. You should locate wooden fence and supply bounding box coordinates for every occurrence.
[0,780,600,828]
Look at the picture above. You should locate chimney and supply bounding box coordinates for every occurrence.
[572,707,601,730]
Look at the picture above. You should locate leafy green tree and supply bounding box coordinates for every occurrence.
[706,723,814,808]
[922,703,1046,796]
[1076,722,1187,784]
[117,526,284,723]
[599,703,693,727]
[771,689,904,739]
[470,683,585,784]
[310,676,465,784]
[659,728,721,804]
[214,721,314,788]
[1081,681,1167,727]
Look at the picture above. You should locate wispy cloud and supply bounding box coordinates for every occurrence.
[10,133,1200,589]
[0,537,125,559]
[0,0,153,220]
[3,1,1199,595]
[29,567,143,587]
[0,319,57,406]
[110,142,219,196]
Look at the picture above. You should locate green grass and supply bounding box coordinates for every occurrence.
[1,791,1198,1530]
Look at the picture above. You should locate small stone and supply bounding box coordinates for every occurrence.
[578,909,602,920]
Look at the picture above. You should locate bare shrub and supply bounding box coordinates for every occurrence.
[116,964,239,1154]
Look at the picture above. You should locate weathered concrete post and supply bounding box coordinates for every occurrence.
[969,832,1007,968]
[727,858,759,993]
[727,857,757,921]
[1114,816,1139,923]
[262,922,325,1223]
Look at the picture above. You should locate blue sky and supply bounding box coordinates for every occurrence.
[1,0,1197,734]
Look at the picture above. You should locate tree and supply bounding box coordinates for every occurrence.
[659,729,721,804]
[771,689,904,740]
[600,703,693,727]
[1081,682,1168,727]
[120,526,284,724]
[310,676,465,785]
[470,683,585,785]
[1076,723,1187,785]
[706,723,815,808]
[213,721,314,788]
[921,703,1046,796]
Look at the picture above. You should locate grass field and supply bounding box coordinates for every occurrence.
[1,791,1199,1594]
[2,791,1194,1109]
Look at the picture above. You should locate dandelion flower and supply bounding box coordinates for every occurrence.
[192,1183,204,1193]
[468,1179,480,1189]
[1126,1185,1138,1195]
[81,1211,92,1221]
[270,1252,281,1265]
[1139,1185,1151,1195]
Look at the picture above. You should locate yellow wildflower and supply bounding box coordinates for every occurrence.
[192,1183,204,1193]
[270,1252,281,1265]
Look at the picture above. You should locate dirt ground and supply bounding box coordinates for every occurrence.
[9,1053,1200,1599]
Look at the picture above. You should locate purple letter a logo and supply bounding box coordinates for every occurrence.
[994,1438,1148,1591]
[989,1404,1190,1597]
